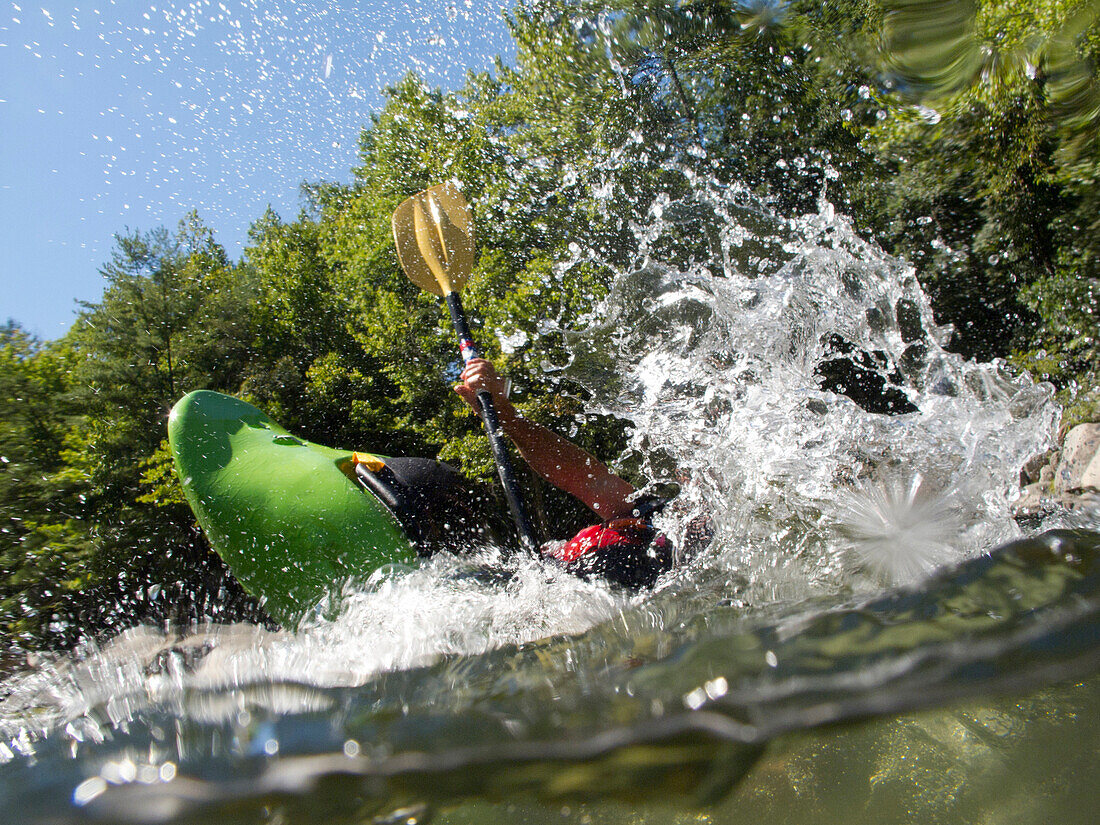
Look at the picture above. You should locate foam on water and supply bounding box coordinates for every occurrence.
[0,550,627,750]
[293,552,627,684]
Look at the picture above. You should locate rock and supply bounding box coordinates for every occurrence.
[1011,484,1100,525]
[1055,423,1100,494]
[1012,423,1100,525]
[1020,450,1053,486]
[1039,460,1057,485]
[1013,482,1048,519]
[1072,489,1100,518]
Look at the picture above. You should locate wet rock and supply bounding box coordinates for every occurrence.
[1055,424,1100,494]
[1040,458,1057,485]
[1013,423,1100,524]
[1013,481,1048,519]
[1020,451,1053,486]
[1012,484,1100,525]
[805,398,829,416]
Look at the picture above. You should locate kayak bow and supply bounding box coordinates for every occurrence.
[168,390,416,625]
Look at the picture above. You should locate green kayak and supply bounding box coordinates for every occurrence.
[168,390,416,625]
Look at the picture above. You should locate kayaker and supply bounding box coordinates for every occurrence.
[452,357,679,589]
[353,357,688,589]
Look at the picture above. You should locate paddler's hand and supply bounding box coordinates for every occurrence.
[455,359,516,424]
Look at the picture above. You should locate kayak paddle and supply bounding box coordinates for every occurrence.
[392,182,540,554]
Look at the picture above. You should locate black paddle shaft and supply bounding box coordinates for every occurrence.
[445,292,539,554]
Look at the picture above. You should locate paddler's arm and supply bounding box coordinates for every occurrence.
[455,358,637,520]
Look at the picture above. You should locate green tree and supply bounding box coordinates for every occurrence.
[862,0,1100,403]
[0,325,91,654]
[56,216,264,642]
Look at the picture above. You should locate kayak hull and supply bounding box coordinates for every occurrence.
[168,390,415,625]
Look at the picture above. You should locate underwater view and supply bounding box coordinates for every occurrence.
[3,1,1100,824]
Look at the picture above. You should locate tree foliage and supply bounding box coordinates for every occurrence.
[864,0,1100,388]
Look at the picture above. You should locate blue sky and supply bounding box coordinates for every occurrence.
[1,0,515,338]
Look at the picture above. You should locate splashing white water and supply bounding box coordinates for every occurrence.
[547,175,1059,602]
[833,473,962,585]
[0,550,627,755]
[293,552,627,685]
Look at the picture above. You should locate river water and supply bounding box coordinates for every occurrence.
[2,161,1099,823]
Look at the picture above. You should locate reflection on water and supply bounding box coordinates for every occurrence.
[438,677,1100,825]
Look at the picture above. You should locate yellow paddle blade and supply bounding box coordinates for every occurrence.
[392,182,475,297]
